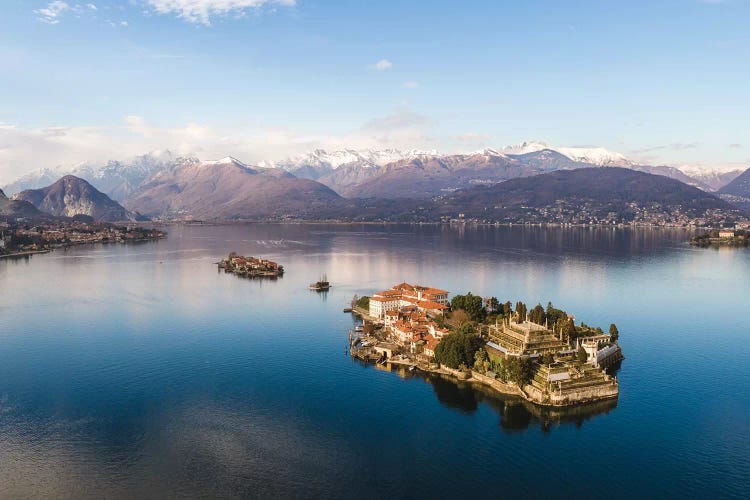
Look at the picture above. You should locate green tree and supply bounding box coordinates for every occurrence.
[515,301,527,323]
[451,295,465,311]
[451,293,486,322]
[546,302,568,326]
[434,329,485,369]
[504,356,534,386]
[473,348,489,373]
[488,297,500,314]
[529,303,546,325]
[503,301,513,318]
[464,293,486,322]
[609,323,619,343]
[356,296,370,309]
[562,319,576,344]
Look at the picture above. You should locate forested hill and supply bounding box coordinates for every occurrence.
[405,167,746,224]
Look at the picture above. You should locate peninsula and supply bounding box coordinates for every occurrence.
[350,283,623,407]
[0,219,165,258]
[218,253,284,279]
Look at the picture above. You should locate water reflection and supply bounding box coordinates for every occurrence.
[377,364,618,433]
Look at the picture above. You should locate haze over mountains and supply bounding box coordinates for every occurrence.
[2,142,747,222]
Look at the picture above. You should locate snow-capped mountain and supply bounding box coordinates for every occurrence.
[260,148,439,175]
[674,165,745,192]
[555,146,633,167]
[2,151,181,201]
[500,141,633,167]
[500,141,551,155]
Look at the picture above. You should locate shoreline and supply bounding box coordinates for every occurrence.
[153,219,720,230]
[351,299,619,409]
[386,359,617,408]
[0,236,165,260]
[0,249,51,259]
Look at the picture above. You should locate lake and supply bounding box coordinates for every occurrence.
[1,224,748,498]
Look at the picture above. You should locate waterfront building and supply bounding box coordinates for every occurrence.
[719,230,736,238]
[368,282,449,319]
[579,337,624,368]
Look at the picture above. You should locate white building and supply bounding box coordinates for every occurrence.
[368,282,449,319]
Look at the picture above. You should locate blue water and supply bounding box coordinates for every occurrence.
[1,224,748,498]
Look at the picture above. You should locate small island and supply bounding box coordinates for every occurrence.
[350,283,623,407]
[690,229,749,248]
[218,253,284,279]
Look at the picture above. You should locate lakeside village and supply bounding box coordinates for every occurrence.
[350,283,623,407]
[0,219,166,258]
[218,253,284,279]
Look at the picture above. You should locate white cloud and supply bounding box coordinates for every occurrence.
[145,0,296,25]
[34,1,70,24]
[86,3,97,10]
[120,20,128,26]
[403,81,419,89]
[369,59,393,71]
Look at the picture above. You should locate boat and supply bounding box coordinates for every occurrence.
[309,273,331,291]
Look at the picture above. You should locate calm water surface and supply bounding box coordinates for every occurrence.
[1,224,748,498]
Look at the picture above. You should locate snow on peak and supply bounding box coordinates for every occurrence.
[500,141,551,155]
[556,146,633,167]
[498,141,632,166]
[470,148,509,158]
[202,156,247,167]
[675,164,744,177]
[261,148,440,171]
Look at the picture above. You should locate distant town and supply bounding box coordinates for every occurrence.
[351,282,623,407]
[0,219,166,258]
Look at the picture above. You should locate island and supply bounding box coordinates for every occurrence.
[0,219,166,258]
[350,283,623,407]
[218,253,284,279]
[690,229,749,248]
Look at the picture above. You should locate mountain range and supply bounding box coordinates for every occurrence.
[1,143,747,223]
[4,143,745,204]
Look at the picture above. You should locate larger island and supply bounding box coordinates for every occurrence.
[351,283,623,407]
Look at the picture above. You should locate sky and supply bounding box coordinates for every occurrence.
[1,0,749,182]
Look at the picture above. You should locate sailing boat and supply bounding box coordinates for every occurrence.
[309,273,331,291]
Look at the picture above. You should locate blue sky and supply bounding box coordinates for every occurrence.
[1,0,748,180]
